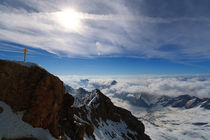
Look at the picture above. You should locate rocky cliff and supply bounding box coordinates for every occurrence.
[0,60,150,140]
[0,60,65,137]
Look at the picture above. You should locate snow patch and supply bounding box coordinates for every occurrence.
[74,114,90,125]
[93,119,137,140]
[88,94,99,106]
[14,61,42,68]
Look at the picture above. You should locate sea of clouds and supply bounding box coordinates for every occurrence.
[59,74,210,99]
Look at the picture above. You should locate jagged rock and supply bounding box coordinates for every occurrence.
[90,89,120,124]
[59,93,95,140]
[0,60,65,137]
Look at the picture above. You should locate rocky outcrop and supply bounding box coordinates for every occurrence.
[0,60,65,137]
[59,93,95,140]
[90,89,150,140]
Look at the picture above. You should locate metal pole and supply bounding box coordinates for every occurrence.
[24,53,26,62]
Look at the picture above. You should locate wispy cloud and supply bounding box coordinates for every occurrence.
[0,0,210,61]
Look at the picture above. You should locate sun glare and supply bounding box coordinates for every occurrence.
[56,9,81,31]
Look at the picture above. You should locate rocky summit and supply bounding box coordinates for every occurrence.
[0,60,65,137]
[0,60,150,140]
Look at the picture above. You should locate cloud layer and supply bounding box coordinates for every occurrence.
[0,0,210,60]
[59,74,210,98]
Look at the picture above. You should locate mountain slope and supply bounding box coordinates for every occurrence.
[64,87,150,140]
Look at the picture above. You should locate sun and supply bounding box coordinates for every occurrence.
[56,9,82,31]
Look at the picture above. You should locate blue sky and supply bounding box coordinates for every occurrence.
[0,0,210,75]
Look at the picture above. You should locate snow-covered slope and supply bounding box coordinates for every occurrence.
[93,120,137,140]
[14,61,41,68]
[108,93,210,140]
[0,101,55,140]
[141,106,210,140]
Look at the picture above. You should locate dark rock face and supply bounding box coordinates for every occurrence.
[0,60,65,137]
[93,90,150,140]
[59,93,95,140]
[0,106,3,113]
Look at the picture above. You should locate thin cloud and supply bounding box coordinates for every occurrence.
[0,0,210,60]
[0,42,48,56]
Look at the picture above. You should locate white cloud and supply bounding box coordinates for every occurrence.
[59,74,210,98]
[0,0,210,60]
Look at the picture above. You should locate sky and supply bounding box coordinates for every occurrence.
[0,0,210,75]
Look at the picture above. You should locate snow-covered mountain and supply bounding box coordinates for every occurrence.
[0,60,150,140]
[111,92,210,110]
[60,76,210,140]
[62,87,150,140]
